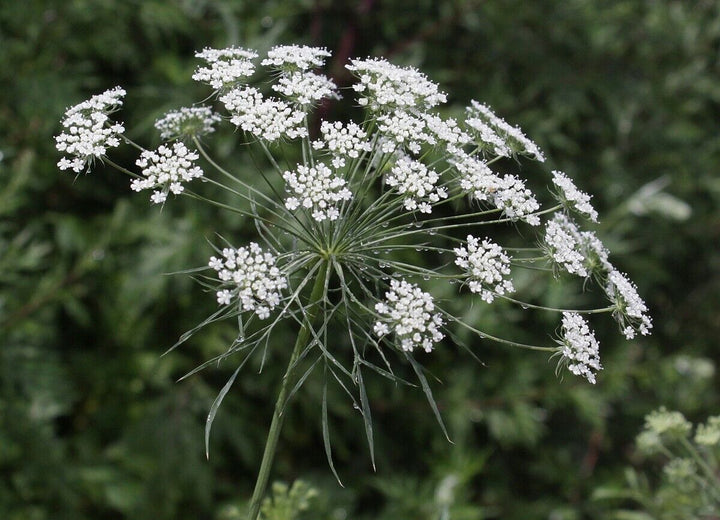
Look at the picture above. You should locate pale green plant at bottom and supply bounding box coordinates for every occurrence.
[593,408,720,519]
[54,43,654,519]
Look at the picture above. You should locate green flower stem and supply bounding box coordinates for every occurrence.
[246,261,329,520]
[678,436,720,490]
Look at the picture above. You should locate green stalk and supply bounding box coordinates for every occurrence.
[246,261,329,520]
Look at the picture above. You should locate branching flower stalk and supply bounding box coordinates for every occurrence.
[55,44,653,519]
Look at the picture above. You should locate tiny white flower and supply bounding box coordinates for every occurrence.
[555,312,602,384]
[209,242,287,319]
[374,279,444,353]
[155,106,221,141]
[551,170,598,222]
[132,142,203,204]
[454,235,514,303]
[55,87,126,173]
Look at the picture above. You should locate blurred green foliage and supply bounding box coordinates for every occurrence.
[1,0,719,518]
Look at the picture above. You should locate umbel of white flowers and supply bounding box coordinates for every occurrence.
[56,43,655,520]
[55,44,653,392]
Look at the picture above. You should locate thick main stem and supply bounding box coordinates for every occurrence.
[246,262,328,520]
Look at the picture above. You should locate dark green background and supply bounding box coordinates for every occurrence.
[2,1,719,518]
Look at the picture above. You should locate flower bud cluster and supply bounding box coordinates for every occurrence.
[209,243,287,320]
[56,86,126,173]
[192,47,257,90]
[132,142,203,204]
[556,312,602,384]
[155,106,221,141]
[283,164,353,221]
[454,235,514,303]
[373,279,444,353]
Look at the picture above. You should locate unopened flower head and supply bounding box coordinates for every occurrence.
[386,156,447,214]
[695,416,720,446]
[312,120,371,168]
[374,279,444,353]
[283,163,352,222]
[220,87,308,142]
[466,101,545,162]
[346,58,447,111]
[155,106,221,141]
[551,170,598,222]
[555,312,602,384]
[193,46,258,90]
[272,71,340,107]
[454,235,514,303]
[262,45,331,72]
[643,407,691,441]
[209,242,287,320]
[605,270,653,339]
[55,86,126,173]
[132,142,203,204]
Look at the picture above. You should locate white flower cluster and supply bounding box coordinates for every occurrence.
[56,86,126,173]
[261,45,331,71]
[283,163,353,221]
[377,111,434,154]
[132,142,203,204]
[544,214,589,277]
[466,101,545,162]
[454,235,514,303]
[346,57,447,111]
[386,157,447,213]
[154,106,221,141]
[209,243,287,319]
[272,72,339,107]
[551,170,598,222]
[421,113,471,154]
[220,87,307,142]
[312,120,371,168]
[373,279,444,353]
[192,46,257,90]
[262,45,337,108]
[605,270,653,339]
[557,312,602,384]
[453,152,541,225]
[543,213,613,278]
